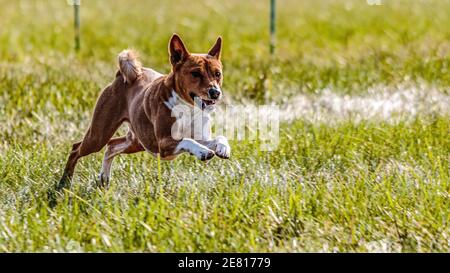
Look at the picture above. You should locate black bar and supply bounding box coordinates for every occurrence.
[0,253,447,272]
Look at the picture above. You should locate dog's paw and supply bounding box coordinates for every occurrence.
[215,142,231,159]
[189,144,215,161]
[97,172,110,189]
[197,148,215,161]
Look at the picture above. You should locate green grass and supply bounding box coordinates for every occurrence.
[0,0,449,252]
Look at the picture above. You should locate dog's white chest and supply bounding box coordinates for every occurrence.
[164,90,212,141]
[173,109,212,141]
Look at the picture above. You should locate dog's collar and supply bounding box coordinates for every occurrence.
[164,89,193,110]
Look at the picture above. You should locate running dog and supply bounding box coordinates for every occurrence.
[58,34,230,189]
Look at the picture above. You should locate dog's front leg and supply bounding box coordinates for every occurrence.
[160,138,215,161]
[198,136,231,159]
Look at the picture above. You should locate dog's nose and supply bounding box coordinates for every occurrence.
[208,88,221,100]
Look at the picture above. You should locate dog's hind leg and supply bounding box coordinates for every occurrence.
[57,51,142,191]
[57,141,82,191]
[57,122,123,191]
[98,131,144,188]
[57,93,126,190]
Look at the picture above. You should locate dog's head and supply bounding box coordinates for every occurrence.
[168,34,223,110]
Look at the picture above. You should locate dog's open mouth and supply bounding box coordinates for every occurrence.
[190,92,218,110]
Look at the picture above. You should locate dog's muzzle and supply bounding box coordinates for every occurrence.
[208,88,221,100]
[190,90,221,111]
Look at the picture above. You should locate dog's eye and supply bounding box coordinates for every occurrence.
[191,71,202,78]
[215,71,221,78]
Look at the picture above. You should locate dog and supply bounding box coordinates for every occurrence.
[57,34,230,190]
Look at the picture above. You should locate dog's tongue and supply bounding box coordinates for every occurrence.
[193,96,215,110]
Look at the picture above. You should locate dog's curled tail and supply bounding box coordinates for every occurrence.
[118,49,142,84]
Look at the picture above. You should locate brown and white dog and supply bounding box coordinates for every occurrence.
[57,34,230,189]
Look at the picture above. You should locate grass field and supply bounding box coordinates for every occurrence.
[0,0,449,252]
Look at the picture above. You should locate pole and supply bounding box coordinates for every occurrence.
[270,0,276,55]
[74,0,80,51]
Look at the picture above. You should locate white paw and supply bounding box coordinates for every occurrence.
[215,142,231,159]
[97,172,110,188]
[196,147,215,161]
[176,139,215,161]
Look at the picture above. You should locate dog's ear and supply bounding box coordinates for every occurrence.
[169,34,190,65]
[207,36,222,60]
